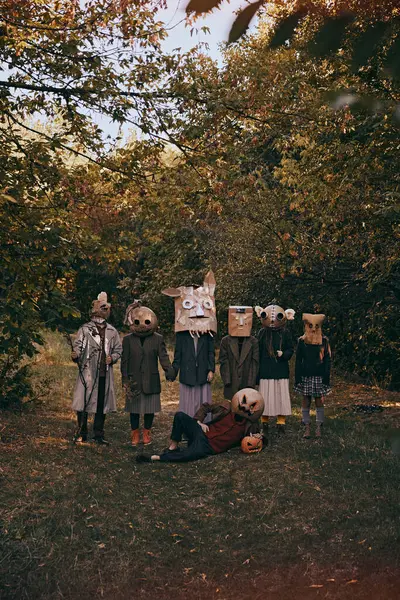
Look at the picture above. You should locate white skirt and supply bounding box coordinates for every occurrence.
[259,378,291,416]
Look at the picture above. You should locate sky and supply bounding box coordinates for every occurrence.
[158,0,260,61]
[97,0,262,141]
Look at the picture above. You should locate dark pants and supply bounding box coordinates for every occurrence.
[160,412,214,463]
[77,377,106,439]
[130,413,154,430]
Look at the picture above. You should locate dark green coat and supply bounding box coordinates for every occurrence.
[258,328,294,380]
[121,332,174,396]
[219,335,259,400]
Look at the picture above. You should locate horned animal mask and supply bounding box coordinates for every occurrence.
[162,271,217,336]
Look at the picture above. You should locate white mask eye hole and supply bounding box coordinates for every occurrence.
[203,299,213,310]
[182,299,194,310]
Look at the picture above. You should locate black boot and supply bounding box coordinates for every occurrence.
[262,422,269,446]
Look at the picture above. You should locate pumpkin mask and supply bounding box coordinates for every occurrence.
[231,388,264,422]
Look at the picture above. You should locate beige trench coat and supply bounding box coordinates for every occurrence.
[71,321,122,414]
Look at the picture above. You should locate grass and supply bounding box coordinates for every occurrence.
[1,332,400,600]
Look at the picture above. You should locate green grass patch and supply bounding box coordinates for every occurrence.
[1,333,400,599]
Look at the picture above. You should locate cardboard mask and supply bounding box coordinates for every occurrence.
[90,292,111,320]
[302,313,325,345]
[254,304,295,330]
[124,304,158,337]
[162,271,217,336]
[231,388,264,422]
[228,306,253,337]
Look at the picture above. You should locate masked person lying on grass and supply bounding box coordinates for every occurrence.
[136,388,264,464]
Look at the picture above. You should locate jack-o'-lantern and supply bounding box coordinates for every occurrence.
[241,436,263,454]
[231,388,264,422]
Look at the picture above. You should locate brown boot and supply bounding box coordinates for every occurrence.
[130,429,140,446]
[316,423,322,438]
[143,428,152,445]
[303,424,311,439]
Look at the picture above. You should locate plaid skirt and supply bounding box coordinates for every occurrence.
[294,376,332,398]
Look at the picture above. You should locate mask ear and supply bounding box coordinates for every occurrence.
[203,271,216,295]
[254,306,263,317]
[97,292,108,303]
[285,309,295,320]
[162,288,182,298]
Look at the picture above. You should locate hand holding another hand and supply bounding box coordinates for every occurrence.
[207,371,214,383]
[276,350,283,358]
[106,356,112,365]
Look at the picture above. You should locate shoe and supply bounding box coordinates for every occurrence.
[93,437,110,445]
[136,454,152,463]
[316,424,322,438]
[303,424,311,439]
[73,433,87,443]
[130,429,140,447]
[161,446,180,454]
[143,428,152,445]
[276,424,285,434]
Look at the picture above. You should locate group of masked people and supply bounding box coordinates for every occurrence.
[71,271,332,462]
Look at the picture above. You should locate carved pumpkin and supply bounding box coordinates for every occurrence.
[241,436,263,454]
[231,388,264,422]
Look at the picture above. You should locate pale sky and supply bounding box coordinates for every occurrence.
[98,0,262,142]
[159,0,260,61]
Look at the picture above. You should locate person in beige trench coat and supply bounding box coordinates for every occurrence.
[71,292,122,444]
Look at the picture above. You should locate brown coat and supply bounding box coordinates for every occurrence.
[121,332,174,398]
[219,335,259,400]
[194,401,260,436]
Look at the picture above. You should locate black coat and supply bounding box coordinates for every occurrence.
[172,331,215,387]
[121,332,174,395]
[295,336,331,385]
[258,328,294,380]
[219,335,259,400]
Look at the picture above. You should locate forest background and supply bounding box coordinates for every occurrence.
[1,0,400,409]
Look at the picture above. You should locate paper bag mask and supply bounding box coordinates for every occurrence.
[162,271,217,336]
[228,306,253,337]
[302,313,325,345]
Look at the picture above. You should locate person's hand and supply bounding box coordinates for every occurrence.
[207,371,214,382]
[197,420,209,433]
[71,351,78,361]
[250,432,263,440]
[276,350,283,358]
[106,356,112,365]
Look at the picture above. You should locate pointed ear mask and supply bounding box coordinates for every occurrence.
[254,306,263,318]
